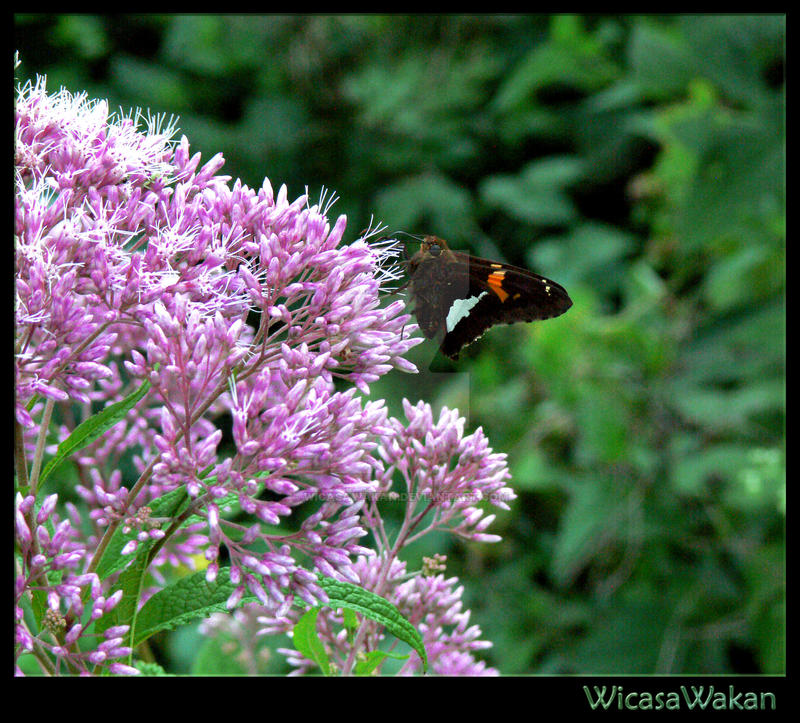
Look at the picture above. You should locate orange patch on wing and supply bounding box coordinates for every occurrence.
[487,270,509,302]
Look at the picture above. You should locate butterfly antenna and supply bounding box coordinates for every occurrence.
[392,230,425,248]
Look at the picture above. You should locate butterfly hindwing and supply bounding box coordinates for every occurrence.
[406,236,572,359]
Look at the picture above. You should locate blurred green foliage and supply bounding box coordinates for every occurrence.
[15,14,784,675]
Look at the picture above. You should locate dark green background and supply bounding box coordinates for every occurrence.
[15,14,785,675]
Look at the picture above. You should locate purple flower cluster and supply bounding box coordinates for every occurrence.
[15,66,515,676]
[15,493,137,675]
[375,399,516,543]
[207,400,511,675]
[393,566,497,675]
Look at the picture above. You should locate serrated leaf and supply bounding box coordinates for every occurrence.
[130,566,259,648]
[292,607,331,675]
[39,375,152,488]
[316,575,428,674]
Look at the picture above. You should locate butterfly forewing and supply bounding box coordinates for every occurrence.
[406,236,572,359]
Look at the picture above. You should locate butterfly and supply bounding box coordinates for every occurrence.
[403,235,572,359]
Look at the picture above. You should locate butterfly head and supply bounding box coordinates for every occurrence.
[425,239,443,258]
[414,235,451,262]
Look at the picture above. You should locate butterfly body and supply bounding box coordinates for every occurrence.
[406,235,572,359]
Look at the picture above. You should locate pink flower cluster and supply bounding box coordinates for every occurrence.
[15,68,514,676]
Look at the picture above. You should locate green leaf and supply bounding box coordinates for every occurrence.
[479,156,583,226]
[550,475,623,586]
[629,21,694,99]
[316,575,428,674]
[38,374,152,488]
[133,661,172,676]
[493,16,617,113]
[342,607,359,633]
[292,607,331,675]
[354,648,409,676]
[130,566,260,648]
[679,15,784,106]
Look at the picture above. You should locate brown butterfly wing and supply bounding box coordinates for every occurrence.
[406,238,572,359]
[439,252,572,358]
